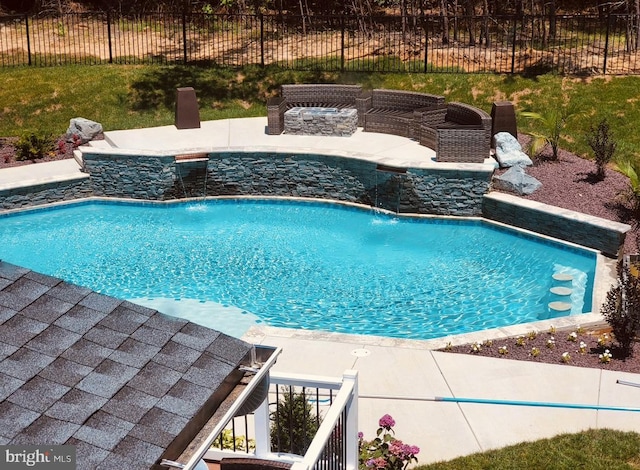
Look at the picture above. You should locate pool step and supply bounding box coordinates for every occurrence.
[548,301,572,312]
[552,272,573,282]
[546,272,575,318]
[550,286,572,296]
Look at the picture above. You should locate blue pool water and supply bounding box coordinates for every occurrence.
[0,199,596,340]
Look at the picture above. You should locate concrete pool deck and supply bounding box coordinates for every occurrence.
[1,117,639,465]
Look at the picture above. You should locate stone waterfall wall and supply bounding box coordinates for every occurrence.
[0,176,92,210]
[82,151,493,216]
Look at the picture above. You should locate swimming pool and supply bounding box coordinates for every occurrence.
[0,199,596,340]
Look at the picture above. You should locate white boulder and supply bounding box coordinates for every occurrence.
[66,117,103,144]
[494,131,532,168]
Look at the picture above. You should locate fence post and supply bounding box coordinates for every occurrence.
[340,15,345,72]
[510,15,518,74]
[25,14,32,66]
[423,17,429,73]
[106,10,113,64]
[182,10,188,63]
[603,11,611,74]
[260,13,265,67]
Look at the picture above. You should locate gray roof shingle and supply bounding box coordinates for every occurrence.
[0,261,256,469]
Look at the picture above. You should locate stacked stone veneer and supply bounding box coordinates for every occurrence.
[0,152,631,256]
[284,107,358,137]
[82,151,493,216]
[483,192,631,257]
[0,176,92,210]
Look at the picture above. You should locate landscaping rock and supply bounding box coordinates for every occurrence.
[494,131,532,168]
[493,165,541,195]
[66,117,103,144]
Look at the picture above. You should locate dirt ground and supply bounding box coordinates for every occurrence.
[1,16,639,74]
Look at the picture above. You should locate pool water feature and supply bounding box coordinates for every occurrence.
[0,199,596,340]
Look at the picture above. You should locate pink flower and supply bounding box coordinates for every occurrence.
[378,414,395,430]
[366,457,387,469]
[358,431,364,440]
[388,440,420,459]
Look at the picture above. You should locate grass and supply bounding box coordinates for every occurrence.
[416,429,640,470]
[2,64,640,167]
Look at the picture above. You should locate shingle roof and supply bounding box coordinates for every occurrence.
[0,261,254,469]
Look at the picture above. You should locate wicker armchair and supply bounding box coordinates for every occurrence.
[266,84,363,135]
[356,89,445,138]
[419,102,492,163]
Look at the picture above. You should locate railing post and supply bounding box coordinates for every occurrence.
[106,10,113,64]
[343,370,359,470]
[603,11,611,74]
[25,14,31,66]
[253,394,272,459]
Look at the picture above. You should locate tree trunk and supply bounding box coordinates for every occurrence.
[465,0,476,46]
[482,0,490,46]
[298,0,306,34]
[548,0,557,41]
[441,0,450,44]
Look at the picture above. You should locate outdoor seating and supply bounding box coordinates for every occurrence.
[356,89,445,138]
[267,84,363,135]
[419,102,492,163]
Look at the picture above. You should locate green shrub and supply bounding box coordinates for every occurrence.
[586,118,616,180]
[15,132,54,161]
[210,429,255,451]
[601,263,640,357]
[521,107,574,160]
[270,388,320,456]
[617,159,640,215]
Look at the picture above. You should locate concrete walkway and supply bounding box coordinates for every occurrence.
[3,117,639,465]
[247,328,640,465]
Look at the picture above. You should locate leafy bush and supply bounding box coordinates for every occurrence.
[359,414,419,470]
[270,388,320,456]
[521,107,574,160]
[15,132,54,161]
[617,159,640,215]
[210,429,255,451]
[601,263,640,357]
[586,118,616,180]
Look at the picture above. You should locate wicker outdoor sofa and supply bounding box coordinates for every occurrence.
[419,102,492,163]
[355,89,445,138]
[266,84,363,135]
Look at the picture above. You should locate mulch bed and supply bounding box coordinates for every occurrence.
[441,325,640,374]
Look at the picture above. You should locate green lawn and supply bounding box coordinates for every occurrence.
[1,64,639,166]
[416,429,640,470]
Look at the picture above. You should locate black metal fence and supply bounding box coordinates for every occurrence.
[1,12,640,74]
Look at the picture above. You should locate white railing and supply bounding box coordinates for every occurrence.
[204,369,359,470]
